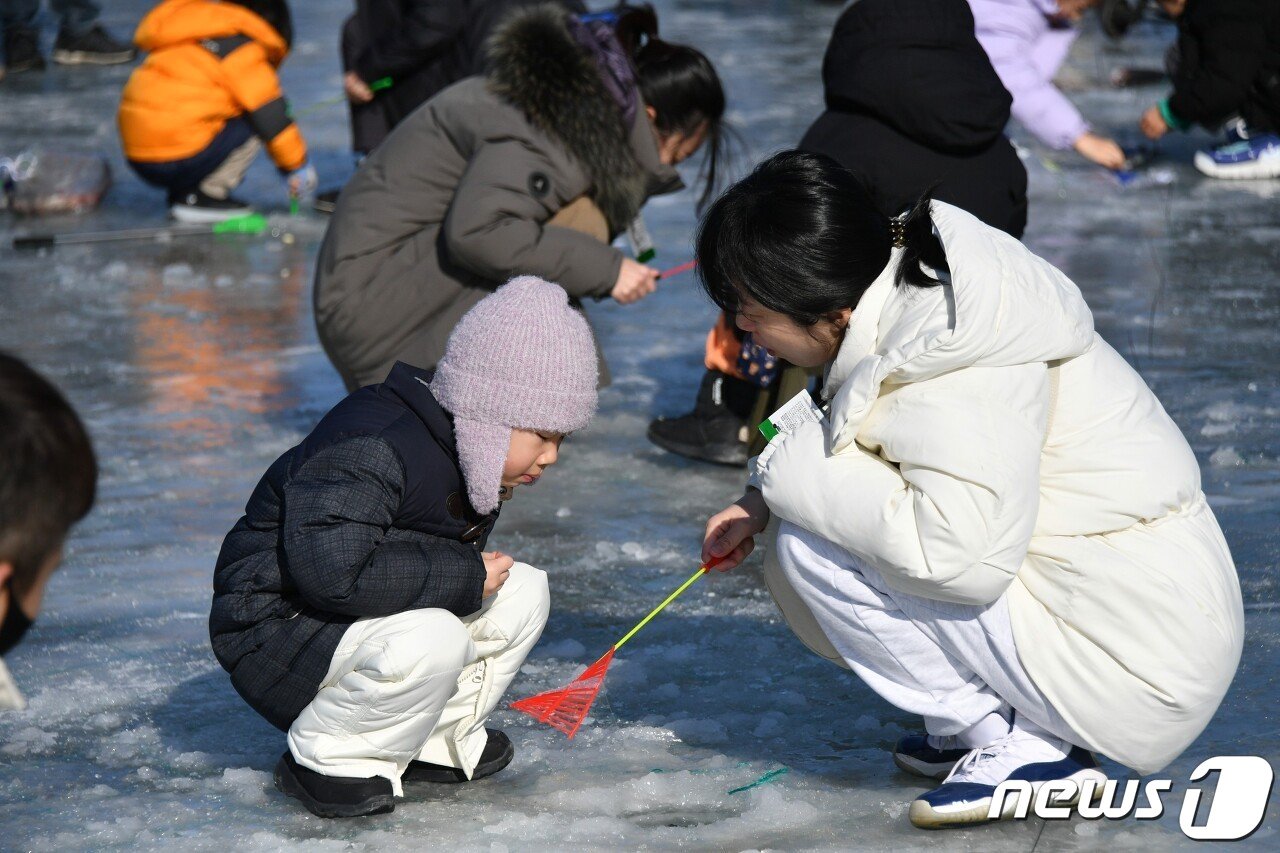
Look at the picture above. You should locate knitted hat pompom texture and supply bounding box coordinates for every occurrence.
[430,276,599,514]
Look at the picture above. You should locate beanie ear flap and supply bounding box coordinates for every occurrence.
[451,417,511,516]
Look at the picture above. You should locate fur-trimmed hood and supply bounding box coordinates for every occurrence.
[486,3,655,232]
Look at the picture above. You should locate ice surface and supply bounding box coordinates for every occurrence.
[2,1,1279,850]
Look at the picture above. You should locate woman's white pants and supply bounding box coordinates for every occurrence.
[286,562,549,795]
[771,520,1084,746]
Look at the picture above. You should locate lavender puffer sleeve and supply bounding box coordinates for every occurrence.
[968,0,1090,150]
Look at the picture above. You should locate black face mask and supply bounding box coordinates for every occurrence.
[0,582,34,656]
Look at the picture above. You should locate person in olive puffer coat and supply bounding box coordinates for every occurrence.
[313,4,726,391]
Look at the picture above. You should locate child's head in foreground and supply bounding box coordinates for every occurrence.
[429,276,599,515]
[0,352,97,657]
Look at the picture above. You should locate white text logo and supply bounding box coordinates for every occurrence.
[988,756,1273,840]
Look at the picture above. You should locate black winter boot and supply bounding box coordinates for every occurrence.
[4,28,45,73]
[273,752,395,818]
[403,728,515,783]
[51,25,136,65]
[647,370,755,467]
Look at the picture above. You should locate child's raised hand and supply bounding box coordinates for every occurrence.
[482,550,514,597]
[702,489,771,571]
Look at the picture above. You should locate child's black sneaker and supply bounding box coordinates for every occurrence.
[3,28,45,73]
[273,752,395,819]
[168,189,254,223]
[403,728,515,783]
[51,25,136,66]
[893,733,969,780]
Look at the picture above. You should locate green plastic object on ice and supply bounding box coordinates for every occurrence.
[727,767,789,795]
[211,213,269,235]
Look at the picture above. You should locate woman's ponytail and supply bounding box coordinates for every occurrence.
[609,4,727,211]
[893,192,949,289]
[613,4,658,56]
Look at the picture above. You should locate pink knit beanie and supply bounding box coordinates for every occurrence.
[431,276,599,514]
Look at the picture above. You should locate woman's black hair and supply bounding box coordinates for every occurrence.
[614,5,728,211]
[226,0,294,48]
[697,150,947,326]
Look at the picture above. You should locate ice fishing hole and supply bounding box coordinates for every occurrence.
[622,804,745,829]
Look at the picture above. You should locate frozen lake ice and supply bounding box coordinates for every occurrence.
[2,0,1278,849]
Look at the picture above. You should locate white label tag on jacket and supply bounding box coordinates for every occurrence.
[626,214,655,263]
[759,390,826,441]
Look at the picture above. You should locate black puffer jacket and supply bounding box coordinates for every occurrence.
[342,0,585,153]
[799,0,1027,237]
[1167,0,1280,132]
[210,363,497,731]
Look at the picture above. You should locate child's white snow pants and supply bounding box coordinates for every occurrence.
[769,520,1086,746]
[286,562,549,795]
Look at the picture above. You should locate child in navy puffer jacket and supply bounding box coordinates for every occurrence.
[211,276,597,818]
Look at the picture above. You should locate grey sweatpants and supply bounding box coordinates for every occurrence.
[768,519,1086,746]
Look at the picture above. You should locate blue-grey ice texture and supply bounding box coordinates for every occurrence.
[2,1,1278,850]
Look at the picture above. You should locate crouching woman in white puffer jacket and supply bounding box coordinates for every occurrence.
[698,151,1244,830]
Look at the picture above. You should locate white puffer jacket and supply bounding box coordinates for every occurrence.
[756,202,1243,774]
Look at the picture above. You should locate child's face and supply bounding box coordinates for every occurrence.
[501,429,564,492]
[734,296,851,368]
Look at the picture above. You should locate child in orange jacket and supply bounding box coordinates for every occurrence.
[118,0,318,222]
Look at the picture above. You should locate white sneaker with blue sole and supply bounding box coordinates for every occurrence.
[908,726,1107,829]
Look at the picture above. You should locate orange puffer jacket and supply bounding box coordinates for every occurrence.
[119,0,307,172]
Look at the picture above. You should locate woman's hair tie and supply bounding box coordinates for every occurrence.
[889,216,907,248]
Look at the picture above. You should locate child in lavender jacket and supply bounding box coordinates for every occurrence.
[967,0,1126,168]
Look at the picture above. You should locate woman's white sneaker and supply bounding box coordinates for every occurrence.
[908,727,1106,829]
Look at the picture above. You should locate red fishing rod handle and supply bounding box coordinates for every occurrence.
[702,553,729,571]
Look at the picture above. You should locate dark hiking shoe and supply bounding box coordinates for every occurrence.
[4,28,45,73]
[647,370,754,467]
[313,188,341,214]
[403,729,515,783]
[168,189,254,223]
[51,25,136,66]
[273,752,395,818]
